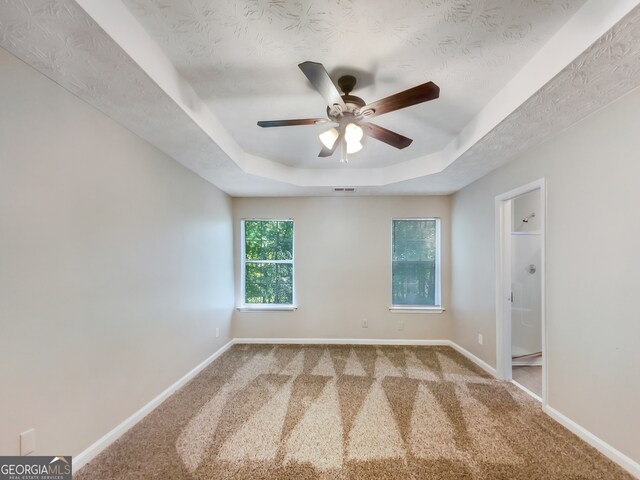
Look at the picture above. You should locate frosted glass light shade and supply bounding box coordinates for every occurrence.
[346,141,363,154]
[319,128,339,149]
[344,123,363,143]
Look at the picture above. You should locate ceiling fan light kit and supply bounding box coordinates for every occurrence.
[344,123,364,143]
[346,139,363,155]
[319,127,339,149]
[258,61,440,163]
[319,122,363,159]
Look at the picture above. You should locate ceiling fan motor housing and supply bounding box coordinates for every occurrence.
[327,95,366,120]
[328,75,367,120]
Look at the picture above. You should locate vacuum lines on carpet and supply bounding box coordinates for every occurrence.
[76,345,632,479]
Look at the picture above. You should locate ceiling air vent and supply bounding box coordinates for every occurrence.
[334,187,356,192]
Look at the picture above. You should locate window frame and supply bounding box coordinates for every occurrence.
[239,218,296,311]
[390,217,442,312]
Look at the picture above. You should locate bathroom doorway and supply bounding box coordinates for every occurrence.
[495,179,546,402]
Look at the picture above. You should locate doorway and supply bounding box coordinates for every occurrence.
[495,179,546,403]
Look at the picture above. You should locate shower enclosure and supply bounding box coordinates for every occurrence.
[511,189,542,370]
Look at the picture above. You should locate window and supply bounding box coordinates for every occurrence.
[241,219,294,306]
[392,218,441,307]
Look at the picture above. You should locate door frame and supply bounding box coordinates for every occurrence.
[495,178,547,404]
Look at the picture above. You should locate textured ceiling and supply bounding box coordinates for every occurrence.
[396,6,640,195]
[121,0,584,168]
[1,1,639,196]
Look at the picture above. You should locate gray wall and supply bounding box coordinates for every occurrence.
[451,86,640,463]
[0,49,234,457]
[232,196,451,341]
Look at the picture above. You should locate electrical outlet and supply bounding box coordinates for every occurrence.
[478,333,483,345]
[362,319,368,328]
[20,429,35,456]
[398,320,404,331]
[215,328,220,338]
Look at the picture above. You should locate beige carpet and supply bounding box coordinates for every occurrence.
[75,345,631,479]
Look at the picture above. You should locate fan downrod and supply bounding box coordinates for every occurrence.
[338,75,357,95]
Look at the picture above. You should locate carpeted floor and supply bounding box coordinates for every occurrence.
[75,345,632,479]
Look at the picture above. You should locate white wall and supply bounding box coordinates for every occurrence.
[232,196,451,341]
[0,49,234,457]
[451,86,640,463]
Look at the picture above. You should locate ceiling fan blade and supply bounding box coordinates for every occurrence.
[362,122,413,149]
[299,61,347,110]
[318,132,343,157]
[257,118,328,127]
[361,81,439,119]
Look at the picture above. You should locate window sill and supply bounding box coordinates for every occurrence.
[237,305,298,312]
[389,306,445,314]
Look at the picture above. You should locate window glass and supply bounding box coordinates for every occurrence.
[392,219,440,306]
[243,220,294,305]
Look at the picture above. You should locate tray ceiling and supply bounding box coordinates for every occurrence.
[1,0,639,195]
[121,0,584,169]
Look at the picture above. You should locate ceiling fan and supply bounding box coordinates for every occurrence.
[257,61,440,162]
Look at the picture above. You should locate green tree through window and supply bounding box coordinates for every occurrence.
[243,220,294,305]
[392,219,440,306]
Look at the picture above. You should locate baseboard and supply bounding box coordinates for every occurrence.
[447,341,498,377]
[512,359,543,366]
[72,337,474,473]
[510,379,542,402]
[73,339,234,473]
[72,337,638,479]
[232,337,449,346]
[543,405,640,479]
